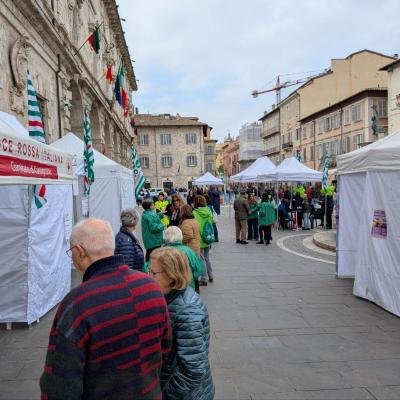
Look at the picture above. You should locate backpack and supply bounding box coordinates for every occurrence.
[202,220,215,244]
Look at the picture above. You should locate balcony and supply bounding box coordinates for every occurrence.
[282,141,293,149]
[265,146,280,155]
[263,127,280,139]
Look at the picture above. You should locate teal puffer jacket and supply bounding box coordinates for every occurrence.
[161,287,215,400]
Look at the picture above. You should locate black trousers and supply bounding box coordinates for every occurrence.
[247,218,259,240]
[259,225,272,242]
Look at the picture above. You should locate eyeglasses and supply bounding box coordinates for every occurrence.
[149,270,164,277]
[66,245,77,258]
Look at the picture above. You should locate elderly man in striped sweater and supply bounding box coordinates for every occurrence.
[40,218,171,400]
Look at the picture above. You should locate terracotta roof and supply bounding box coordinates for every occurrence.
[135,114,208,127]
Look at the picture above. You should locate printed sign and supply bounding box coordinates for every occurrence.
[371,209,387,239]
[0,154,58,179]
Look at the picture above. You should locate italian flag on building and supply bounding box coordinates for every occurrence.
[27,70,47,208]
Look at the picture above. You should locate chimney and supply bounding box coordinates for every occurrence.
[135,107,139,114]
[272,104,276,110]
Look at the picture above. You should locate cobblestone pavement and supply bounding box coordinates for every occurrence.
[1,206,400,399]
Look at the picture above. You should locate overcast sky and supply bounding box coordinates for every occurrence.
[118,0,400,142]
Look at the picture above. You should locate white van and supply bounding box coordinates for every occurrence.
[149,188,164,196]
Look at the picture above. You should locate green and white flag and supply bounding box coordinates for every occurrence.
[27,70,46,208]
[131,144,145,198]
[27,71,45,143]
[322,150,329,190]
[83,109,95,194]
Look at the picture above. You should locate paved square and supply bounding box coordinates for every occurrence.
[1,206,400,399]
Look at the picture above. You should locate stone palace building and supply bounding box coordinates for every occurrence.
[0,0,136,167]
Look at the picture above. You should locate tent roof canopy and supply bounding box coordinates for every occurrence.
[337,131,400,175]
[0,111,73,185]
[52,132,132,178]
[230,156,275,183]
[258,157,323,182]
[193,172,223,186]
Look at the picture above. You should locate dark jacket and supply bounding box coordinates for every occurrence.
[233,195,250,220]
[208,189,221,215]
[40,255,171,400]
[115,227,144,271]
[161,287,214,400]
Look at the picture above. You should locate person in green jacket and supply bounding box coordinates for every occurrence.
[193,195,214,286]
[141,199,165,261]
[247,194,259,241]
[257,193,277,245]
[163,226,204,294]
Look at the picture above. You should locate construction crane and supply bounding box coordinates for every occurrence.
[252,72,325,104]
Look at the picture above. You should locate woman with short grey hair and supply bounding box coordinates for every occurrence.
[115,208,144,271]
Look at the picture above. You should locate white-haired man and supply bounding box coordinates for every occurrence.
[40,218,171,400]
[163,226,204,293]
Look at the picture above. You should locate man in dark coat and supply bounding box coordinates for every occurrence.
[208,186,221,215]
[40,218,171,400]
[115,208,144,271]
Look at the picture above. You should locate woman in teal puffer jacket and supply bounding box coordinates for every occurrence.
[149,247,215,400]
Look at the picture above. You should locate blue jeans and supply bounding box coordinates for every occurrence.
[201,247,213,280]
[247,218,259,240]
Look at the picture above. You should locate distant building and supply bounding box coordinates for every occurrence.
[280,92,301,161]
[0,0,137,167]
[134,114,208,190]
[238,122,263,170]
[260,106,280,165]
[380,58,400,134]
[215,143,224,177]
[222,133,240,180]
[301,88,388,170]
[204,127,218,174]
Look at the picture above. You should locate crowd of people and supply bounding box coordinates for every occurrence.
[40,188,222,399]
[39,183,335,399]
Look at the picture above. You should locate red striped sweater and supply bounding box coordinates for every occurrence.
[40,255,171,400]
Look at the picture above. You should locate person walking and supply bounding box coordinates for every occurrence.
[141,199,165,261]
[115,208,144,271]
[149,247,215,400]
[163,226,204,294]
[257,193,277,245]
[247,194,259,241]
[204,194,219,243]
[193,195,214,285]
[40,218,171,400]
[179,204,201,256]
[208,186,221,242]
[233,190,250,244]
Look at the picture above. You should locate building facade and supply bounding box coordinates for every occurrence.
[215,143,224,177]
[298,50,394,121]
[380,59,400,134]
[204,127,218,174]
[300,89,388,170]
[279,92,301,161]
[134,114,208,190]
[0,0,136,167]
[260,106,280,165]
[222,134,240,179]
[238,122,263,170]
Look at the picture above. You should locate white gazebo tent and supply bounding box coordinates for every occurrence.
[52,132,136,234]
[0,111,74,325]
[230,156,275,183]
[193,172,223,186]
[258,157,323,182]
[336,131,400,316]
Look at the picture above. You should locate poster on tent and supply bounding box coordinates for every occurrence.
[371,209,387,239]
